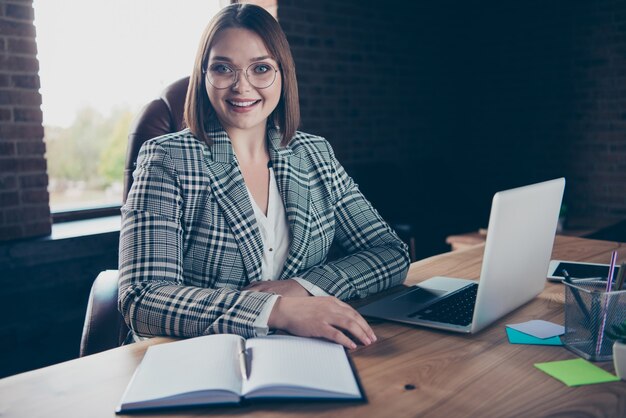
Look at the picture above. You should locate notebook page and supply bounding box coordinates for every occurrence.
[242,335,360,398]
[120,334,243,406]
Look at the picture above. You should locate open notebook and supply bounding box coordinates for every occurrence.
[116,334,363,413]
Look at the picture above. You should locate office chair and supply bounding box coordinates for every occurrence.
[124,76,189,201]
[79,77,190,357]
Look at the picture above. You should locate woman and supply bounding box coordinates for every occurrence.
[118,3,410,349]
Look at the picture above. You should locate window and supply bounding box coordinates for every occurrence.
[34,0,224,214]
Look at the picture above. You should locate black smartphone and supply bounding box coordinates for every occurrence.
[547,260,619,282]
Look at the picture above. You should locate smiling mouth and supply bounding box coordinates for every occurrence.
[226,99,261,108]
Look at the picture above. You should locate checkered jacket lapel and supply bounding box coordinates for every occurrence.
[205,127,263,282]
[267,128,312,279]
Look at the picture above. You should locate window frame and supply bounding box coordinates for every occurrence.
[51,205,121,223]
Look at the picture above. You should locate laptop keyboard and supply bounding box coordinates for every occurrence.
[408,283,479,326]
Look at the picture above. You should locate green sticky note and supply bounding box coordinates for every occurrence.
[506,327,563,345]
[534,358,620,386]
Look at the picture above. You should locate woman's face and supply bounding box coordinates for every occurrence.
[205,27,282,136]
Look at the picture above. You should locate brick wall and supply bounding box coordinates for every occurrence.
[457,1,626,223]
[0,0,50,241]
[277,0,455,256]
[557,2,626,221]
[0,229,119,378]
[278,0,626,243]
[278,0,431,166]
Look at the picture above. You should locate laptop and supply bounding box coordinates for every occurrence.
[358,177,565,333]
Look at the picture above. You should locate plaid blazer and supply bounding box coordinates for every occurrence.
[118,124,410,338]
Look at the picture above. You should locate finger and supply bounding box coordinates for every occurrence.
[322,325,357,350]
[335,314,372,346]
[350,310,377,342]
[332,300,377,343]
[243,282,267,290]
[318,301,371,346]
[243,283,281,296]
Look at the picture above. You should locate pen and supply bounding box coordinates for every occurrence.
[562,269,590,319]
[238,339,248,380]
[605,251,618,293]
[613,262,626,291]
[595,251,618,356]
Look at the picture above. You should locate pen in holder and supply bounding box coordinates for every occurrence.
[562,278,626,361]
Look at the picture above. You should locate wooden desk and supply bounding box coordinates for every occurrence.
[2,236,625,418]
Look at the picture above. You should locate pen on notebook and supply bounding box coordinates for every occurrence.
[562,269,590,319]
[238,340,249,380]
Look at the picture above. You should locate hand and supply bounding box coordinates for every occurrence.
[243,279,311,297]
[268,296,377,349]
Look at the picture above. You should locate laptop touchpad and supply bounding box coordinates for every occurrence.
[392,286,446,305]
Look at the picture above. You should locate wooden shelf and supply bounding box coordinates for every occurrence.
[446,218,619,251]
[445,229,487,251]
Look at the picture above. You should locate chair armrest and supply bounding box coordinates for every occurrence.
[80,270,128,357]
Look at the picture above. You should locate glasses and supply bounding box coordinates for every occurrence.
[204,61,279,89]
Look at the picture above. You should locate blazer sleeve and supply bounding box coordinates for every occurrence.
[118,140,274,338]
[298,142,411,300]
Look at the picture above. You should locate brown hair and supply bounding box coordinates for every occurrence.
[184,3,300,147]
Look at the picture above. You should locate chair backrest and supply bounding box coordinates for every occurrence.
[80,77,189,357]
[124,76,190,201]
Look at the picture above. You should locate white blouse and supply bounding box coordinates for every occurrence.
[247,168,328,336]
[247,167,291,281]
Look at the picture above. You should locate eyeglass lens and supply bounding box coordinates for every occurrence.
[206,62,277,89]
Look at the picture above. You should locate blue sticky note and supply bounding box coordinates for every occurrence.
[506,320,565,339]
[506,327,563,345]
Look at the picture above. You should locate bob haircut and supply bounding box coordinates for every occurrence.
[184,3,300,147]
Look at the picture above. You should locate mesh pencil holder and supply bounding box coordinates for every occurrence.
[562,279,626,361]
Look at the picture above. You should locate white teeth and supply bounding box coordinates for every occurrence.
[228,100,258,107]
